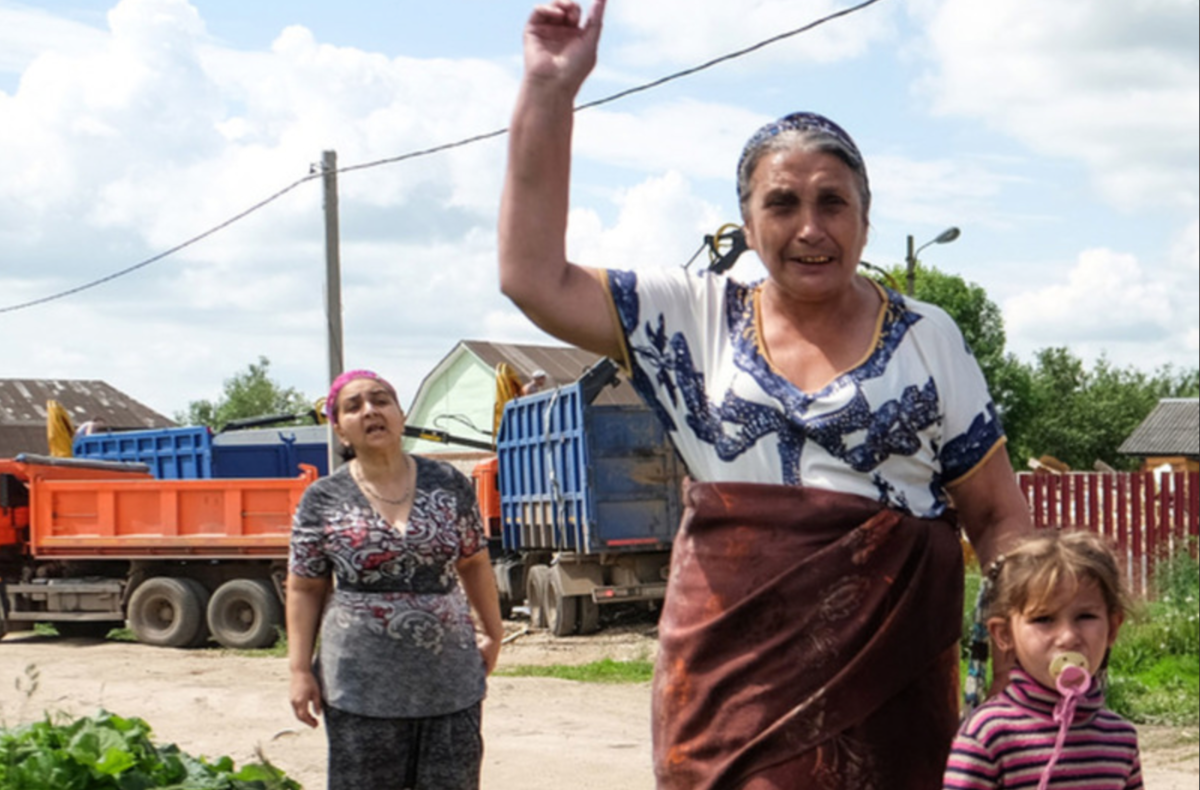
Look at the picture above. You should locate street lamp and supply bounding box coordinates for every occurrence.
[905,226,961,295]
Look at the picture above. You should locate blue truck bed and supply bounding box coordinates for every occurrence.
[496,371,685,555]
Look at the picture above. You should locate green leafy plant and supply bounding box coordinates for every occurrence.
[0,710,300,789]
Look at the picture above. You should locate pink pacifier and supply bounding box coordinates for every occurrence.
[1049,651,1091,695]
[1038,651,1091,790]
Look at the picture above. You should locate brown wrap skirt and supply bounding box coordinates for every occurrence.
[652,482,964,790]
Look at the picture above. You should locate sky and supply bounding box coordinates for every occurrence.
[1,0,1197,422]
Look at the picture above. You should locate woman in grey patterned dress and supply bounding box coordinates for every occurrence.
[286,369,503,790]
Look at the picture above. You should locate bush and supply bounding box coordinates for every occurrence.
[0,710,300,789]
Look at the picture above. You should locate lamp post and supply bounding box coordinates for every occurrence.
[905,226,961,295]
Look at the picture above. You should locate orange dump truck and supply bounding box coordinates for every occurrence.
[1,454,316,648]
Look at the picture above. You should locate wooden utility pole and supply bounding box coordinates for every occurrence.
[322,150,344,470]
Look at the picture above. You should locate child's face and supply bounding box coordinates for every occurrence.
[990,577,1122,691]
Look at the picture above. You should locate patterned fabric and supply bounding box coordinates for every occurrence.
[736,111,866,197]
[289,456,487,718]
[653,482,963,790]
[944,668,1143,789]
[324,702,483,790]
[604,267,1004,518]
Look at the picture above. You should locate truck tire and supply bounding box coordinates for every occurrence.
[526,565,550,629]
[207,579,282,650]
[128,577,207,648]
[577,594,601,635]
[180,578,212,647]
[546,573,578,637]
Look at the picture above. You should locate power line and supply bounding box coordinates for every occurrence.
[0,0,885,315]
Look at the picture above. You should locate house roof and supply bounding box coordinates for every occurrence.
[1117,398,1200,457]
[448,340,643,407]
[0,379,175,458]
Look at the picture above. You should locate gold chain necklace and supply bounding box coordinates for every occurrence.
[354,455,413,506]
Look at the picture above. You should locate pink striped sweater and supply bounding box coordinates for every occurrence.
[943,668,1142,789]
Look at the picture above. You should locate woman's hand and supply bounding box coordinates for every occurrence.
[477,631,502,675]
[290,668,323,728]
[457,549,506,675]
[523,0,606,94]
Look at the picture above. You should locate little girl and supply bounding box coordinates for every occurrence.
[943,529,1143,789]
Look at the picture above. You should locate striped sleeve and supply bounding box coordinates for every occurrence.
[943,729,999,789]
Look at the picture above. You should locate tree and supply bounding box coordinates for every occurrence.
[1011,348,1200,470]
[176,357,317,431]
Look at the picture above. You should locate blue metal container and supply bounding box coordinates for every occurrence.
[496,376,685,555]
[211,426,329,478]
[72,426,213,479]
[74,425,329,479]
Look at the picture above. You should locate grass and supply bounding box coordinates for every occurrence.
[495,657,654,684]
[1105,545,1200,726]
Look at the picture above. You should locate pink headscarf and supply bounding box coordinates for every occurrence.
[325,369,398,425]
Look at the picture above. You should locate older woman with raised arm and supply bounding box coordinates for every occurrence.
[500,2,1031,787]
[287,369,503,790]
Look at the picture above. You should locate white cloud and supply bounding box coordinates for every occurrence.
[609,0,894,68]
[0,2,107,77]
[869,152,1029,230]
[916,0,1199,211]
[567,170,727,275]
[1004,243,1197,370]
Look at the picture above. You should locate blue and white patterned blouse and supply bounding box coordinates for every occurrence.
[603,268,1005,519]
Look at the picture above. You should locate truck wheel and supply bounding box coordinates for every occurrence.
[207,579,282,650]
[546,573,578,637]
[526,565,550,629]
[128,577,206,648]
[577,594,601,635]
[180,578,212,647]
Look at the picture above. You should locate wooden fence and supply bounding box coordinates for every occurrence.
[1015,470,1200,598]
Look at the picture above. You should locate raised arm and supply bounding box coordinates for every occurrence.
[498,0,622,359]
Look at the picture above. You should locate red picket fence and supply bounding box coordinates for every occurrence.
[1016,471,1200,598]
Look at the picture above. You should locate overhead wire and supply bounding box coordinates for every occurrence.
[0,0,885,315]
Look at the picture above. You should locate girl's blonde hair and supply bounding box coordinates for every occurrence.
[987,529,1133,621]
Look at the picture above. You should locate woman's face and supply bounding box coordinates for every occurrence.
[741,148,869,304]
[333,377,404,452]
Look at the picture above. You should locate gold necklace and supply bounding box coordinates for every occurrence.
[354,455,413,506]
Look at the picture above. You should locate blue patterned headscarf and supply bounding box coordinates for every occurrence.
[736,112,868,209]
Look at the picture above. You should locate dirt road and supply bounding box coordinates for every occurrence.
[2,622,1195,789]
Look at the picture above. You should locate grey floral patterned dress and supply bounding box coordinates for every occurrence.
[289,456,487,718]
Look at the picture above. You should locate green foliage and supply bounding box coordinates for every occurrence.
[0,710,300,789]
[175,357,316,431]
[496,658,654,684]
[1009,348,1199,470]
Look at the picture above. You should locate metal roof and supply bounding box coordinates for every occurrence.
[0,379,174,458]
[456,340,643,406]
[1117,398,1200,457]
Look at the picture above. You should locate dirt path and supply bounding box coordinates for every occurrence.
[2,622,1195,789]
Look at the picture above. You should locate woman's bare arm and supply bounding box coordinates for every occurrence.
[498,0,621,359]
[286,573,331,727]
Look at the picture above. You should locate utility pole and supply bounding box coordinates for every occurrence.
[905,234,916,296]
[322,150,344,471]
